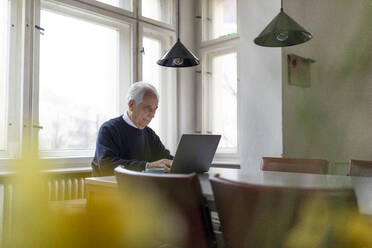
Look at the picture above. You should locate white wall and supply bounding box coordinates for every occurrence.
[237,0,283,171]
[282,0,372,164]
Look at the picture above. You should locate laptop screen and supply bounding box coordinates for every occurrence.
[171,134,221,173]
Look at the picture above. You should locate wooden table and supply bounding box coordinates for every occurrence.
[85,168,372,215]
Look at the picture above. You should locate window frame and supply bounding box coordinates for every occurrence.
[195,0,239,162]
[0,0,36,166]
[0,0,22,159]
[197,32,240,162]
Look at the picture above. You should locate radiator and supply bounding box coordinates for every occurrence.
[48,177,86,201]
[0,184,13,246]
[0,171,90,246]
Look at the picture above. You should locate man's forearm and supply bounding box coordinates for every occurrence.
[121,160,147,172]
[99,157,147,174]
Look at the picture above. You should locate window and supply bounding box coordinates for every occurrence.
[141,0,174,25]
[202,0,237,41]
[140,24,177,152]
[0,0,176,166]
[0,0,10,152]
[198,0,239,160]
[204,48,238,154]
[38,4,132,157]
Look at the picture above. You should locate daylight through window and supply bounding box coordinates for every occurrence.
[39,9,124,153]
[0,0,10,151]
[205,0,237,41]
[207,50,237,153]
[142,0,173,24]
[93,0,132,11]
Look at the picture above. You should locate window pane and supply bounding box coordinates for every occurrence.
[142,36,162,134]
[209,51,237,152]
[142,0,173,24]
[205,0,237,40]
[0,0,10,151]
[96,0,132,11]
[39,9,120,151]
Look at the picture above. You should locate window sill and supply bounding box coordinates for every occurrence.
[212,160,240,169]
[0,156,93,169]
[39,157,93,169]
[0,166,92,177]
[42,166,92,174]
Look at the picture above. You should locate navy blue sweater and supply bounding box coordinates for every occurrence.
[92,116,173,176]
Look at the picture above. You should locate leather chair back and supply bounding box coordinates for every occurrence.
[209,176,356,248]
[261,157,328,174]
[349,159,372,176]
[115,167,215,248]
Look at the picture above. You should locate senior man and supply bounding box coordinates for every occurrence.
[91,82,173,176]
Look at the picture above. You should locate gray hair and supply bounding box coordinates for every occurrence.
[126,81,160,105]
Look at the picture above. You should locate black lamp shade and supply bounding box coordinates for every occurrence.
[254,9,312,47]
[157,39,200,67]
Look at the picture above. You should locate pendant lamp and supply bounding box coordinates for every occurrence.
[254,0,312,47]
[157,0,200,67]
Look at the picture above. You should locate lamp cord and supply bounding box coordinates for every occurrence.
[177,0,180,40]
[281,0,283,11]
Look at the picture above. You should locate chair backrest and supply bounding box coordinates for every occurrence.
[261,157,328,174]
[209,176,356,248]
[114,167,215,248]
[349,159,372,176]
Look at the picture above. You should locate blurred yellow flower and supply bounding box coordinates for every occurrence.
[5,150,185,248]
[284,196,372,248]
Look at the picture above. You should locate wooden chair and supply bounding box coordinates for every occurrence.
[209,175,356,248]
[261,157,328,174]
[114,167,216,248]
[349,159,372,176]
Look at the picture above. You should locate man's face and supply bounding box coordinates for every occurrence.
[128,91,158,129]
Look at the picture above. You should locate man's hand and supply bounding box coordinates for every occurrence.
[147,159,173,172]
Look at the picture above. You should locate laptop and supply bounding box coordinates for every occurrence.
[145,134,221,174]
